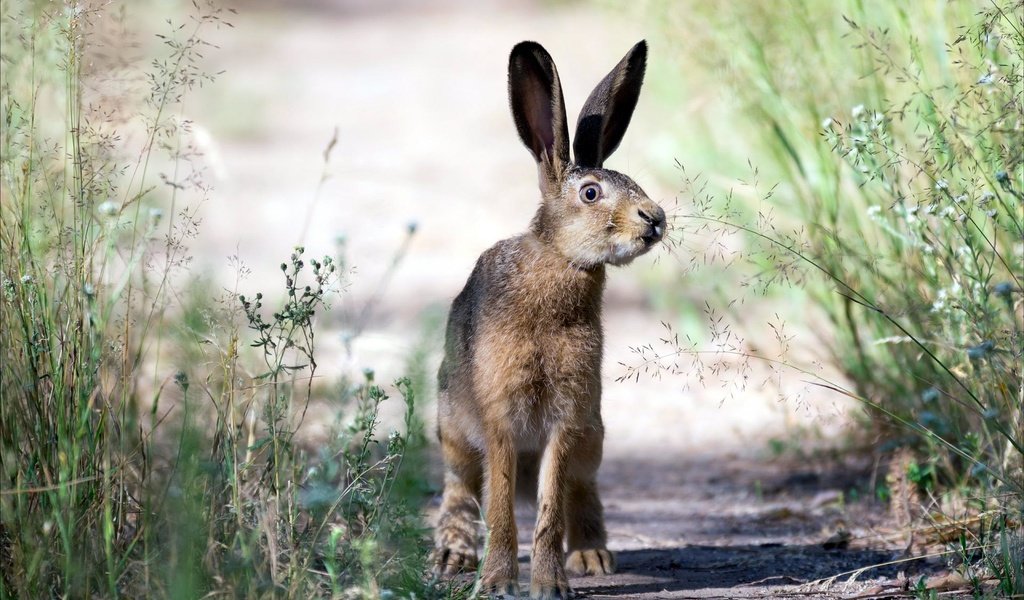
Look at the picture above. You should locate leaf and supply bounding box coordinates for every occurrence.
[248,437,273,452]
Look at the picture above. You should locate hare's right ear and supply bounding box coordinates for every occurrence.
[573,41,647,169]
[508,42,570,176]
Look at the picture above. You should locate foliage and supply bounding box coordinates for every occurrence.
[0,2,450,598]
[622,0,1022,592]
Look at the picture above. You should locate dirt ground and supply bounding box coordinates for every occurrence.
[187,2,948,597]
[504,453,943,599]
[419,448,949,598]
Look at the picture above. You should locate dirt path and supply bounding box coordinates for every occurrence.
[187,3,939,597]
[514,453,934,599]
[423,449,937,598]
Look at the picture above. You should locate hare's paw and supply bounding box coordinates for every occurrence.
[481,577,518,599]
[530,552,570,600]
[433,506,480,576]
[431,542,477,576]
[529,579,571,600]
[565,548,615,576]
[481,553,520,598]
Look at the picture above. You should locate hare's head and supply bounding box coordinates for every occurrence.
[509,40,665,268]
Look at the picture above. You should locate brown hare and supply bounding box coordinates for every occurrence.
[433,40,665,599]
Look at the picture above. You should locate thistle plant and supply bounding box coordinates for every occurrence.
[239,248,337,476]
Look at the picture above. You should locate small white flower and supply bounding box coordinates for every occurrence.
[979,191,995,205]
[941,206,957,218]
[852,104,866,119]
[97,200,117,216]
[867,205,882,216]
[931,287,952,312]
[986,209,997,218]
[977,73,994,85]
[907,206,919,215]
[954,194,967,204]
[20,274,33,284]
[922,244,934,254]
[924,204,937,214]
[149,207,164,221]
[935,179,949,191]
[822,117,834,130]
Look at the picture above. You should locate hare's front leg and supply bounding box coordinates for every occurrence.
[530,426,574,600]
[481,429,519,597]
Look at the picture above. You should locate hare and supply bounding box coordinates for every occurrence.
[433,40,664,599]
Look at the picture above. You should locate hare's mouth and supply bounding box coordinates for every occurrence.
[641,225,663,247]
[605,237,653,266]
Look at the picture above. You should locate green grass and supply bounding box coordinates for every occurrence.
[0,2,457,598]
[621,0,1022,593]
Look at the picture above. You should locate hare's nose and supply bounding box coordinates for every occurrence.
[638,205,667,238]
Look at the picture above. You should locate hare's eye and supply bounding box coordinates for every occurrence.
[579,183,602,204]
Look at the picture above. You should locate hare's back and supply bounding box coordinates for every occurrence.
[437,237,526,395]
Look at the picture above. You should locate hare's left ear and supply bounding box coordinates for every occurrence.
[573,41,647,169]
[509,41,571,171]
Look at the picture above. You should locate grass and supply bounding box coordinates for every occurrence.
[0,2,458,598]
[617,0,1022,593]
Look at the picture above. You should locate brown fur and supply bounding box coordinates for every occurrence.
[433,41,662,600]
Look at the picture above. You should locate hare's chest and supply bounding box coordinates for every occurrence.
[474,316,602,443]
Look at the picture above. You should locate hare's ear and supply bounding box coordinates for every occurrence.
[573,41,647,169]
[509,42,570,173]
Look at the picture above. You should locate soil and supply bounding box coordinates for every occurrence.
[185,2,951,597]
[504,453,942,599]
[421,450,946,599]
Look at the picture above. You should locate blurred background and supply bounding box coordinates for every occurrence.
[184,0,843,456]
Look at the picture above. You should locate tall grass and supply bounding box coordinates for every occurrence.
[619,0,1021,592]
[1,2,449,598]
